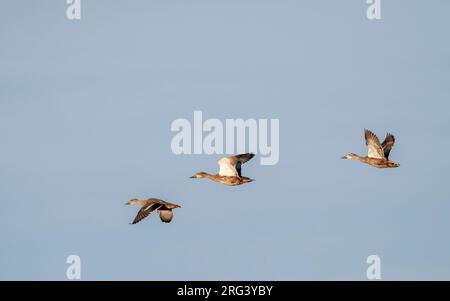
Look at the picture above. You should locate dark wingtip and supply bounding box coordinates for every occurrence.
[237,153,255,161]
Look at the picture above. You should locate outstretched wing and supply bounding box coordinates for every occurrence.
[381,133,395,160]
[218,153,254,177]
[233,153,255,164]
[364,129,385,159]
[131,202,162,224]
[218,157,239,177]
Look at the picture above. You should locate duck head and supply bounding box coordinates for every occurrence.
[125,198,140,205]
[341,153,358,160]
[190,172,208,178]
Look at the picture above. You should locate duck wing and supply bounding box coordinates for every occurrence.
[364,129,385,159]
[131,201,162,224]
[381,133,395,160]
[218,153,254,177]
[147,198,180,210]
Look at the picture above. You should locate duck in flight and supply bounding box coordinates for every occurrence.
[342,129,400,168]
[190,153,255,186]
[125,198,181,224]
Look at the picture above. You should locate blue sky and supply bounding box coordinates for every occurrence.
[1,1,449,280]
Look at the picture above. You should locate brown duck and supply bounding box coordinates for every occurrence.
[190,153,255,186]
[125,198,181,224]
[342,129,400,168]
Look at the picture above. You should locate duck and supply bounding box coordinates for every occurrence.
[342,129,400,168]
[125,198,181,224]
[190,153,255,186]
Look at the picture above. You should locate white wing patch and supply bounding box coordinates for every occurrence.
[367,144,385,159]
[365,130,385,159]
[218,157,239,177]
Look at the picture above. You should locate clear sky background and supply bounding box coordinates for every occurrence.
[1,1,449,280]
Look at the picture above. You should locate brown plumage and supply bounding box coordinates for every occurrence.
[342,129,400,168]
[190,153,255,186]
[381,133,395,159]
[125,198,180,224]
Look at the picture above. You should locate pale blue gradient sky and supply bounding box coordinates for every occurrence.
[1,1,449,280]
